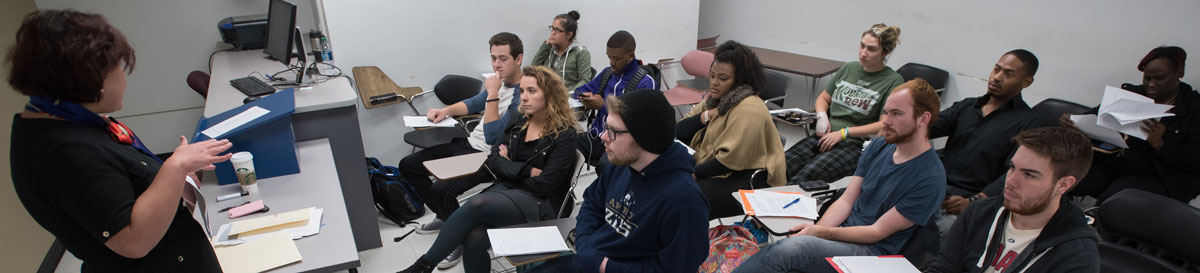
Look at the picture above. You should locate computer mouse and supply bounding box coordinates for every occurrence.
[243,96,261,104]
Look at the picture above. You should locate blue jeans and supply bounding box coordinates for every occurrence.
[732,235,880,273]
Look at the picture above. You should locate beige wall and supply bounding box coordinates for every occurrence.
[0,1,55,272]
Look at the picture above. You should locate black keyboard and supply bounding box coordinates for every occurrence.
[229,76,276,97]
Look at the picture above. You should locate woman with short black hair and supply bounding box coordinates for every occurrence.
[8,10,231,272]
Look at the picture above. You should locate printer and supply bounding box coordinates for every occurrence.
[218,14,268,50]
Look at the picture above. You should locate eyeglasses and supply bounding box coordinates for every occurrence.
[548,25,566,34]
[601,125,630,141]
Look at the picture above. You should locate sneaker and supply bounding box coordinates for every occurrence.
[415,218,444,235]
[396,256,435,273]
[437,246,462,270]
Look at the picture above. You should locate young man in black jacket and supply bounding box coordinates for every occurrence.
[927,127,1099,273]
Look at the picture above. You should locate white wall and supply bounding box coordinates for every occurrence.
[33,0,320,152]
[322,0,700,164]
[700,0,1200,108]
[1,1,55,271]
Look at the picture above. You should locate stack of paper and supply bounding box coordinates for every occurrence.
[827,256,919,273]
[403,116,459,127]
[738,190,818,219]
[213,207,323,246]
[1095,85,1174,140]
[486,226,570,256]
[214,231,303,273]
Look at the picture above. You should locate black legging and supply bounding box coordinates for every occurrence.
[419,191,528,273]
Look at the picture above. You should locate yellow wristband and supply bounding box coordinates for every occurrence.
[841,128,848,140]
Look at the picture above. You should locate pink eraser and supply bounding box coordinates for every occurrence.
[228,200,265,218]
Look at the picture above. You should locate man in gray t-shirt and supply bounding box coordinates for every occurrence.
[734,79,946,273]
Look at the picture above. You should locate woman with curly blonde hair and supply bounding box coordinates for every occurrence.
[398,66,580,273]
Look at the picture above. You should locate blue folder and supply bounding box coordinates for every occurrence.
[193,89,299,185]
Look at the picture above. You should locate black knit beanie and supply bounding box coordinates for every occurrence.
[614,89,675,154]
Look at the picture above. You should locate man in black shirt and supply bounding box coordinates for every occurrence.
[934,49,1046,215]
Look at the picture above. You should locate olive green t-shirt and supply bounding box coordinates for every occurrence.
[825,61,904,143]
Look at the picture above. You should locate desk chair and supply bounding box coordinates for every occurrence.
[187,70,210,99]
[1032,98,1091,126]
[403,75,484,151]
[557,151,588,219]
[1097,189,1200,272]
[697,35,720,50]
[761,70,792,109]
[896,63,949,95]
[351,66,424,112]
[662,50,715,108]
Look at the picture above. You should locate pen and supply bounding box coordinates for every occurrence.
[218,201,252,212]
[216,191,248,202]
[782,197,802,209]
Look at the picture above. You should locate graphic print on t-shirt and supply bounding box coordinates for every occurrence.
[831,79,884,115]
[984,218,1042,273]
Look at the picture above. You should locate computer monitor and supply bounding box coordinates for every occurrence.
[264,0,306,85]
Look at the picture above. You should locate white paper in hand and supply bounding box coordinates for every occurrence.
[1097,86,1174,139]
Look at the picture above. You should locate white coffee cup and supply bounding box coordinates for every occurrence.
[230,151,259,196]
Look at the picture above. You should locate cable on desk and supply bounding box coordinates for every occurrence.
[207,47,235,74]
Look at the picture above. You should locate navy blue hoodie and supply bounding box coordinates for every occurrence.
[572,142,710,273]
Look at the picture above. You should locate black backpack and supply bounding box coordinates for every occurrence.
[366,157,425,226]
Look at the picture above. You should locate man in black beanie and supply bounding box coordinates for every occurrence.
[527,89,710,273]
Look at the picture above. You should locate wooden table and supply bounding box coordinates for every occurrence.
[705,46,843,104]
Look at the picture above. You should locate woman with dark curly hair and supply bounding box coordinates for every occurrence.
[8,10,231,272]
[676,40,786,219]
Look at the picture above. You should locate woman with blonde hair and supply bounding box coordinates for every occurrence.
[398,66,580,273]
[785,23,905,185]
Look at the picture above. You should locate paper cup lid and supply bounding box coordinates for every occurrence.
[231,151,253,163]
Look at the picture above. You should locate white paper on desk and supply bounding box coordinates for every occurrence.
[404,116,459,127]
[1097,86,1174,140]
[230,207,313,235]
[830,256,919,273]
[214,208,324,246]
[214,231,302,273]
[487,226,570,256]
[739,190,818,219]
[1070,115,1128,148]
[202,106,270,138]
[768,108,812,115]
